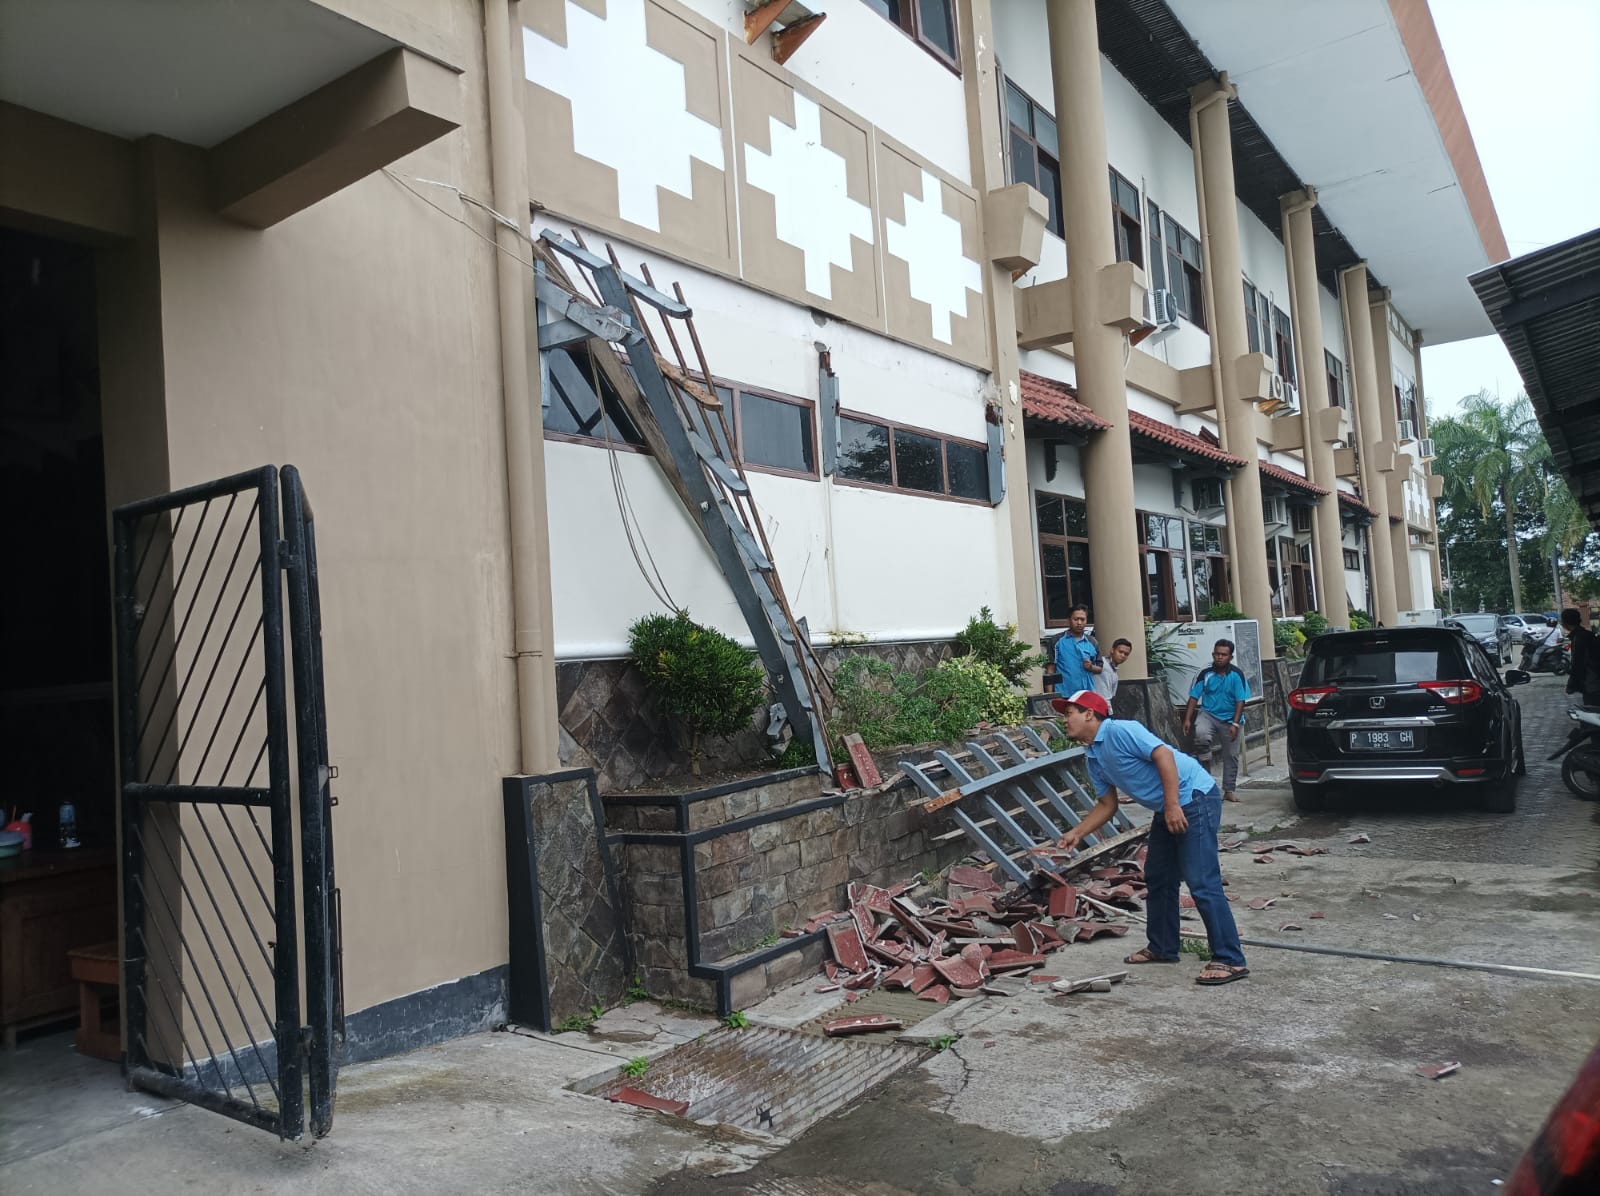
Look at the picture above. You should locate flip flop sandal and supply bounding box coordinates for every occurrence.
[1195,965,1250,986]
[1124,947,1179,964]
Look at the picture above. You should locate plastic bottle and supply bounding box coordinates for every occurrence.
[59,801,79,849]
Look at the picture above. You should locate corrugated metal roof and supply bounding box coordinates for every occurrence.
[1469,228,1600,529]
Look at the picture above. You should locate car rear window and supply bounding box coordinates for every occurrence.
[1303,638,1468,686]
[1451,616,1496,634]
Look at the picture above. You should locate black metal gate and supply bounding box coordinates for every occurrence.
[113,465,341,1139]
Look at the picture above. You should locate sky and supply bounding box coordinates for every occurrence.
[1420,0,1600,417]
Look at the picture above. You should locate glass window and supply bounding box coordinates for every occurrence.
[838,417,891,485]
[1146,200,1166,291]
[893,429,943,493]
[544,345,646,446]
[1068,542,1092,615]
[1326,351,1346,409]
[1171,554,1193,622]
[1064,500,1089,537]
[1005,80,1062,237]
[1041,543,1071,625]
[916,0,957,60]
[946,441,987,500]
[739,392,814,475]
[1110,168,1143,267]
[1036,491,1065,536]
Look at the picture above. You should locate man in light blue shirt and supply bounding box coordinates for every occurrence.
[1183,639,1251,802]
[1049,689,1248,985]
[1053,604,1102,696]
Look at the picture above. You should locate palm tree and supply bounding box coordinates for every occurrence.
[1430,391,1543,612]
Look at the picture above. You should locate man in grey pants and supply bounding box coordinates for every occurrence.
[1182,639,1250,802]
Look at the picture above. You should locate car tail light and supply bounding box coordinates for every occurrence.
[1288,686,1336,712]
[1419,680,1483,704]
[1457,767,1486,777]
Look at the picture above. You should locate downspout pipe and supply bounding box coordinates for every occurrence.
[1188,84,1241,605]
[484,0,560,773]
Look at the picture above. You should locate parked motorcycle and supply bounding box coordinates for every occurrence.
[1520,625,1571,675]
[1552,706,1600,800]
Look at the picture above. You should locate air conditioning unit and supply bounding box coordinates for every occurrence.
[1192,477,1226,516]
[1417,437,1436,460]
[1270,379,1300,419]
[1263,495,1290,529]
[1397,419,1416,443]
[1144,288,1180,331]
[1269,374,1286,401]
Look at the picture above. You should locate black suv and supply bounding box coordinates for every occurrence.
[1287,626,1528,813]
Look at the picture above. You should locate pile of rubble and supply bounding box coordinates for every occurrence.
[808,830,1152,1006]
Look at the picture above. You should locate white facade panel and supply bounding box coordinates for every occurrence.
[682,0,971,185]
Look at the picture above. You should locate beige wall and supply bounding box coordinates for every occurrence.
[126,133,522,1013]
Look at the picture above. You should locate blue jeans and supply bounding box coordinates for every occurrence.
[1144,793,1247,968]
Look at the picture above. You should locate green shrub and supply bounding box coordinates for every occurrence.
[1301,611,1329,638]
[829,654,989,751]
[1348,608,1374,630]
[1274,619,1307,659]
[935,657,1025,726]
[954,606,1048,688]
[1204,601,1245,622]
[628,611,766,775]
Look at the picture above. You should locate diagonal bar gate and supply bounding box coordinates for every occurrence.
[113,464,341,1140]
[898,725,1135,885]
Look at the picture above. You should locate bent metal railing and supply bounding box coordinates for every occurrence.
[897,725,1135,885]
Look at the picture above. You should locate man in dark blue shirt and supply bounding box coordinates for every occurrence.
[1051,689,1248,985]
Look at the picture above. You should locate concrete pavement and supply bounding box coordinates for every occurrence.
[3,675,1595,1195]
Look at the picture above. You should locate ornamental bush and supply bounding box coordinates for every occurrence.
[829,654,994,751]
[628,611,766,775]
[935,656,1025,726]
[1204,601,1245,622]
[1348,608,1374,630]
[954,606,1048,688]
[1301,610,1330,638]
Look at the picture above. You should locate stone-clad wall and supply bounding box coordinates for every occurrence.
[608,771,965,1007]
[558,639,957,793]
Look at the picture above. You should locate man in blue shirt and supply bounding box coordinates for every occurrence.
[1183,639,1251,802]
[1050,689,1248,985]
[1053,604,1102,697]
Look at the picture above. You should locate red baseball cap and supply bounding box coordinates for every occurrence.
[1051,689,1110,718]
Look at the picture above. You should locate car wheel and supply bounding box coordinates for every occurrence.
[1291,781,1326,813]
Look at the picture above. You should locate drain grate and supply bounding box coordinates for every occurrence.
[578,1026,917,1139]
[793,989,949,1040]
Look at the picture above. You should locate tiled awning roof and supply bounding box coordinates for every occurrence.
[1019,372,1246,467]
[1337,489,1375,517]
[1019,371,1110,432]
[1258,459,1329,497]
[1126,411,1246,468]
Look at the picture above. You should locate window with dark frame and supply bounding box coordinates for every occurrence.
[1146,199,1166,291]
[1291,503,1313,533]
[1036,492,1093,626]
[1137,511,1194,622]
[1272,305,1296,384]
[1343,548,1361,571]
[1005,81,1062,238]
[1109,169,1143,268]
[543,344,647,448]
[837,411,990,503]
[1395,377,1419,434]
[1326,351,1346,409]
[863,0,960,71]
[1161,214,1206,329]
[1187,520,1230,617]
[710,382,818,478]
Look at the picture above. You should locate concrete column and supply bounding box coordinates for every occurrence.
[1340,264,1398,626]
[1414,328,1444,600]
[959,0,1043,685]
[1281,188,1348,628]
[1044,0,1147,677]
[1369,298,1413,610]
[1191,77,1274,650]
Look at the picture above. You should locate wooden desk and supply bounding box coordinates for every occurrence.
[0,848,117,1048]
